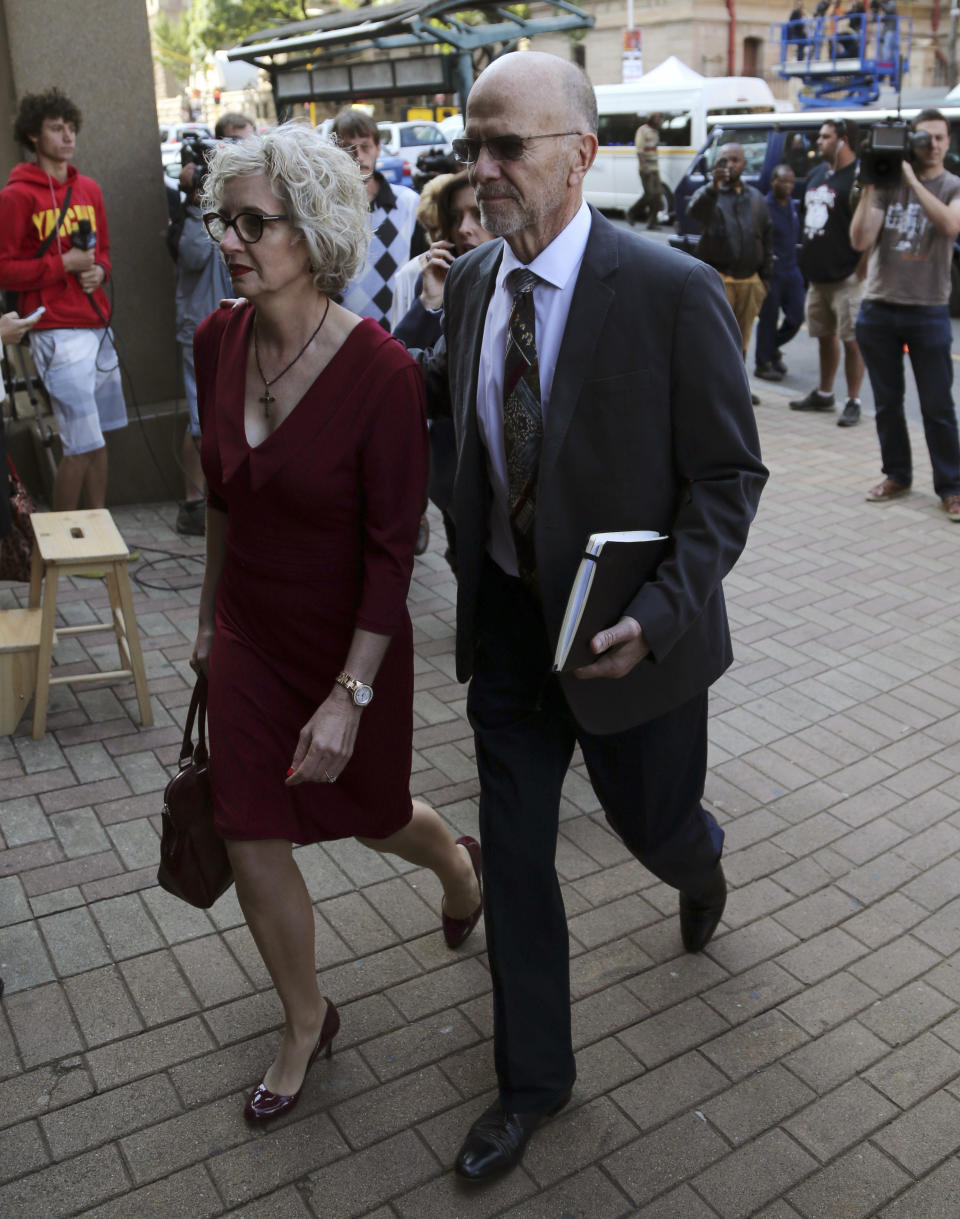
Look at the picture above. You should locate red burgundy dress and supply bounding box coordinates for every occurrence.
[194,303,428,844]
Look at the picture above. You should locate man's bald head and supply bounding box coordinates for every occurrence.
[468,51,597,136]
[462,50,599,259]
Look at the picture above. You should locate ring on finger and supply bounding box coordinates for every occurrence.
[323,769,337,783]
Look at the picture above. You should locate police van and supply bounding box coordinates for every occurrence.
[583,73,779,217]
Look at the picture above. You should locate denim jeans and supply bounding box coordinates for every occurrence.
[755,265,806,367]
[855,299,960,497]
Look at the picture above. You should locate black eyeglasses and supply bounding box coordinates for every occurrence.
[451,131,583,165]
[202,212,290,243]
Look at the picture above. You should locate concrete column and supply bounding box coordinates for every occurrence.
[0,0,183,503]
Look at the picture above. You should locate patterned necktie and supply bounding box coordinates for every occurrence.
[502,267,542,588]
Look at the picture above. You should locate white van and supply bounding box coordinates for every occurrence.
[584,64,778,215]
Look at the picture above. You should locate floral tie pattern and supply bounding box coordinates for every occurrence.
[503,267,542,588]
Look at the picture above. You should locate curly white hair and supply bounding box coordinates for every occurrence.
[201,120,370,296]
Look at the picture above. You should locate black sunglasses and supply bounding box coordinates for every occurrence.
[202,211,290,244]
[451,131,583,165]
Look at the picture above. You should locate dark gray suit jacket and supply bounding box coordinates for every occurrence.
[420,207,768,734]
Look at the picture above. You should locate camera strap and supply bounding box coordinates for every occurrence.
[35,185,73,260]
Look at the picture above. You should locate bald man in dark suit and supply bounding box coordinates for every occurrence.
[418,51,768,1181]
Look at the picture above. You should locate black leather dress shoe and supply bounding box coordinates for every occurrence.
[455,1092,572,1182]
[679,864,727,952]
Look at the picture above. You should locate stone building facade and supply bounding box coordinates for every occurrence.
[533,0,950,99]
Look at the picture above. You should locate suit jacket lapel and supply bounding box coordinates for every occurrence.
[540,209,619,480]
[458,239,501,432]
[452,240,501,479]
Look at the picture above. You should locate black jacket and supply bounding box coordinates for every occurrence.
[689,182,774,284]
[417,208,768,733]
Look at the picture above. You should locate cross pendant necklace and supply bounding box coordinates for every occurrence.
[253,297,331,419]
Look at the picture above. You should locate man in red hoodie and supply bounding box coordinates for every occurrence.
[0,88,126,510]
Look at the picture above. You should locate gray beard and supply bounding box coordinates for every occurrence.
[478,200,522,237]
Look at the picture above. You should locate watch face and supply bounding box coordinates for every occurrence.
[354,684,373,707]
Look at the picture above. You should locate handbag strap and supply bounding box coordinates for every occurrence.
[180,677,208,767]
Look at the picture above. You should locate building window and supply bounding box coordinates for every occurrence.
[743,37,763,77]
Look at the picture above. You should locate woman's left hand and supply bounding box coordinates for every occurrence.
[286,692,361,785]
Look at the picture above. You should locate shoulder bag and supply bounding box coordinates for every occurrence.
[157,676,234,908]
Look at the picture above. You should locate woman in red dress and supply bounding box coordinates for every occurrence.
[190,124,482,1124]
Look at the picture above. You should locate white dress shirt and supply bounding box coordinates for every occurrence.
[477,199,592,577]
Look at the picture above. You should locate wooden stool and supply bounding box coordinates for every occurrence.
[0,608,44,734]
[28,509,153,739]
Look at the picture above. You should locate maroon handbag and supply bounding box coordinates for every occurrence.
[157,677,233,908]
[0,455,35,583]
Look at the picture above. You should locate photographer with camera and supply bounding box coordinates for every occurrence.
[850,109,960,521]
[0,87,127,511]
[688,143,772,400]
[790,118,866,426]
[170,142,232,536]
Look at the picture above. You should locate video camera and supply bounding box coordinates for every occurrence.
[414,149,460,192]
[859,122,931,187]
[180,135,224,194]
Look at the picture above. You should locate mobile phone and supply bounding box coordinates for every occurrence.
[24,306,46,323]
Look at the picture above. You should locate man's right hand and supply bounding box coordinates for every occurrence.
[420,240,456,311]
[62,247,95,276]
[179,162,198,194]
[711,165,729,190]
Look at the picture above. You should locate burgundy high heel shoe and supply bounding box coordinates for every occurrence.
[443,836,483,949]
[244,998,340,1124]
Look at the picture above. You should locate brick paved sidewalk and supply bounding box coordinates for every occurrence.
[1,396,960,1218]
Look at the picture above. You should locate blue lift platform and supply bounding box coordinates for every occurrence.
[772,12,912,107]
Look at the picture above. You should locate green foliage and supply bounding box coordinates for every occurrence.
[152,12,194,84]
[187,1,312,56]
[151,0,528,76]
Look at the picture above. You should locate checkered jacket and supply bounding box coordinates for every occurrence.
[341,176,420,332]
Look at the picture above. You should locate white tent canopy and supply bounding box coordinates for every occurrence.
[631,56,704,90]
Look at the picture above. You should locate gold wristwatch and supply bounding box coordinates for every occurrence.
[335,671,374,707]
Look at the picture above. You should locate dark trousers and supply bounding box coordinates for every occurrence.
[754,266,806,367]
[628,170,663,227]
[855,299,960,497]
[466,558,724,1111]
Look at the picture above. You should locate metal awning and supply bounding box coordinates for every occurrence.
[226,1,593,108]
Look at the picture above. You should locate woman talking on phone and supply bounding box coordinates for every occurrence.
[190,123,482,1124]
